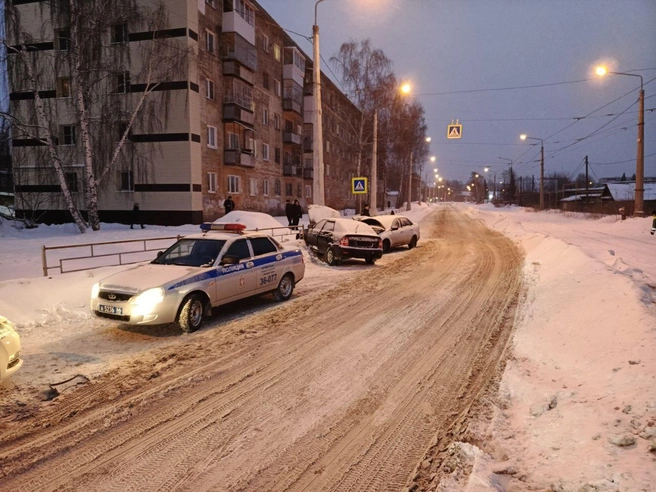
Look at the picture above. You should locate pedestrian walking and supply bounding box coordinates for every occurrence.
[130,203,144,229]
[361,204,371,216]
[223,195,235,214]
[291,199,303,227]
[651,211,656,235]
[285,199,293,226]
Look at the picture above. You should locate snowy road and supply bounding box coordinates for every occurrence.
[0,206,523,491]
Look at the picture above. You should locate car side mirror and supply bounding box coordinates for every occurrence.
[220,255,239,266]
[157,250,164,257]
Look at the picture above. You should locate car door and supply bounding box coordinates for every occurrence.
[390,218,404,247]
[216,238,257,303]
[250,237,285,294]
[316,220,335,255]
[305,219,325,249]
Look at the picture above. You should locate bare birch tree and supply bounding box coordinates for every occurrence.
[4,0,191,231]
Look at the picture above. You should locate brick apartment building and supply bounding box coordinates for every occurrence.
[6,0,361,225]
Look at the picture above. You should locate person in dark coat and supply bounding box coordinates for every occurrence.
[291,199,303,227]
[390,210,395,215]
[223,195,235,214]
[285,199,293,226]
[130,203,144,229]
[361,204,371,216]
[651,211,656,235]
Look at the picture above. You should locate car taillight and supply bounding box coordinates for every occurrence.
[339,237,349,247]
[377,238,382,249]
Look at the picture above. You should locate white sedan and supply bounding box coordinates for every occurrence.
[0,316,23,381]
[91,223,305,333]
[356,215,420,253]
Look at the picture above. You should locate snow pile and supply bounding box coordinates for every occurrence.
[458,204,656,492]
[214,210,286,230]
[308,204,341,225]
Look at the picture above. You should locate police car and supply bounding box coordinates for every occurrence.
[90,223,305,333]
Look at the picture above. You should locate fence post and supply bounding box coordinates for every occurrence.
[42,245,48,277]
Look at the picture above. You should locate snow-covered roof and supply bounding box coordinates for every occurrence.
[214,211,287,231]
[606,183,656,201]
[561,193,602,202]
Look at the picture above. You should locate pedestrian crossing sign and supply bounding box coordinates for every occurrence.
[352,177,368,194]
[447,124,462,139]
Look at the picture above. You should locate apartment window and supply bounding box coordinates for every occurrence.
[275,147,281,163]
[262,108,269,126]
[326,164,330,176]
[207,125,217,149]
[205,30,216,54]
[263,72,269,90]
[247,137,255,156]
[286,183,293,196]
[262,143,270,161]
[227,132,239,150]
[65,172,78,192]
[263,179,270,196]
[273,43,281,62]
[274,79,281,97]
[56,29,70,51]
[208,172,217,193]
[120,171,134,191]
[274,113,281,130]
[117,122,133,141]
[116,72,130,94]
[59,125,76,145]
[112,24,128,44]
[262,34,269,52]
[275,179,281,195]
[228,175,241,194]
[305,185,311,198]
[326,140,330,154]
[297,184,302,197]
[206,79,215,100]
[250,178,258,196]
[57,77,71,98]
[206,0,216,8]
[234,0,255,26]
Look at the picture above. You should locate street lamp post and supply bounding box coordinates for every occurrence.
[596,67,645,217]
[519,135,544,209]
[312,0,326,206]
[371,109,378,214]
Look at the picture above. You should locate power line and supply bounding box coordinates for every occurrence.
[590,152,656,166]
[417,78,592,96]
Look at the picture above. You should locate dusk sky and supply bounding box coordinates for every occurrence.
[258,0,656,183]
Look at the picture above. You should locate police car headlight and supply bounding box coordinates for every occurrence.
[130,288,165,316]
[91,282,100,299]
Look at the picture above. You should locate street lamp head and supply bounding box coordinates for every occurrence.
[400,82,411,94]
[430,156,436,162]
[475,174,479,178]
[484,167,489,172]
[519,134,527,141]
[595,66,608,77]
[425,137,432,143]
[433,167,438,172]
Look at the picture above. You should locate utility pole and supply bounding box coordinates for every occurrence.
[636,83,645,216]
[407,151,413,211]
[585,155,589,203]
[312,0,325,205]
[371,109,378,214]
[539,143,545,209]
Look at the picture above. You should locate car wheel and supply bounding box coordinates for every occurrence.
[325,248,339,266]
[365,257,376,265]
[382,240,391,254]
[273,273,295,302]
[408,236,418,249]
[178,294,204,333]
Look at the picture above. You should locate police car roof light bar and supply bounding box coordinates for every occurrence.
[200,223,247,233]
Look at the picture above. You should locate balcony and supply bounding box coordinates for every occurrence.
[283,165,298,176]
[303,168,313,179]
[223,61,254,85]
[224,149,255,168]
[221,32,257,72]
[222,11,255,46]
[283,132,302,146]
[283,98,302,115]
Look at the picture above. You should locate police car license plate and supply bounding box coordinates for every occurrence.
[99,305,123,315]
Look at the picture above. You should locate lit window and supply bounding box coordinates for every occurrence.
[273,43,281,61]
[57,77,71,98]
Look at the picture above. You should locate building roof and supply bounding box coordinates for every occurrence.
[605,183,656,201]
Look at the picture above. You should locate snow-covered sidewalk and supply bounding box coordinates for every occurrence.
[455,204,656,492]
